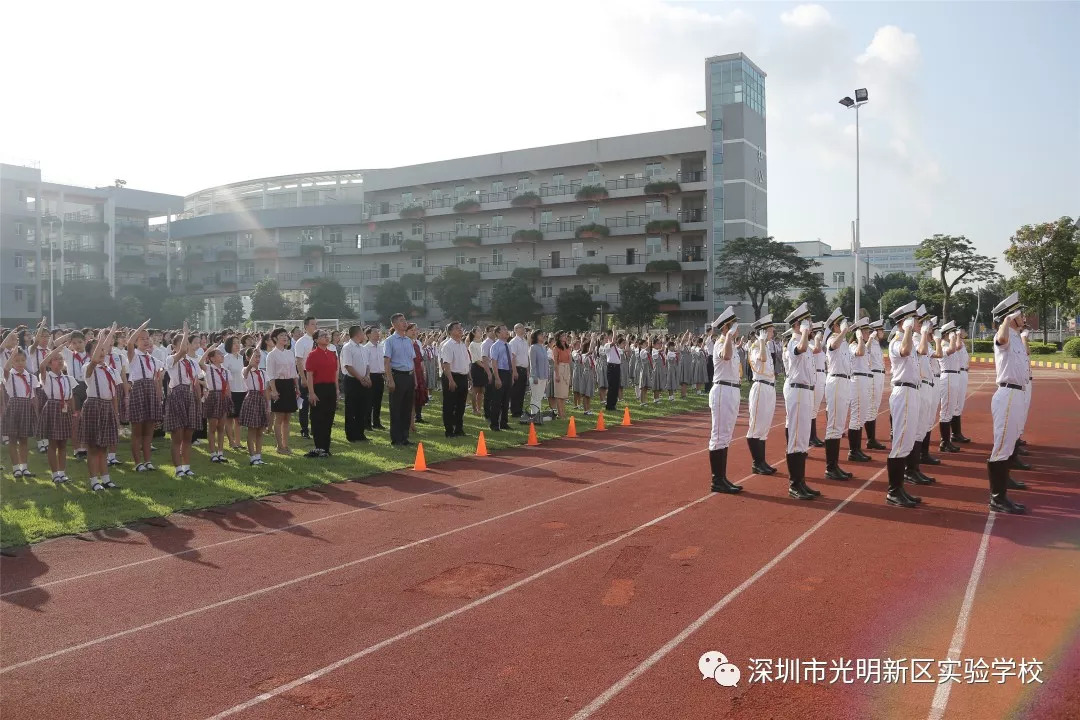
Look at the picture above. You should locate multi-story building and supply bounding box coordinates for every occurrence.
[829,243,924,278]
[1,163,183,325]
[784,240,888,302]
[167,51,767,329]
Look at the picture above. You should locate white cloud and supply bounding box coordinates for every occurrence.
[780,4,834,28]
[857,26,921,70]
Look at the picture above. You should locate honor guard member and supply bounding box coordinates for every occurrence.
[809,322,827,447]
[903,306,937,486]
[884,301,923,507]
[918,310,942,471]
[707,307,743,493]
[846,317,874,462]
[1013,323,1034,470]
[865,319,887,450]
[986,292,1029,513]
[782,303,822,500]
[746,314,778,475]
[822,308,854,480]
[936,321,963,453]
[950,328,972,442]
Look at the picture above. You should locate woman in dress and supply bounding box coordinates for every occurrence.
[551,331,571,419]
[266,328,300,455]
[239,347,271,466]
[467,328,486,416]
[222,336,247,451]
[3,347,39,478]
[577,340,596,415]
[106,331,128,467]
[80,324,121,491]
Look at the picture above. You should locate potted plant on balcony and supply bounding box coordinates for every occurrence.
[512,229,543,243]
[576,262,610,276]
[645,219,681,235]
[400,273,426,290]
[300,241,324,254]
[452,234,482,247]
[644,180,681,196]
[574,185,609,202]
[510,191,542,208]
[645,259,682,273]
[658,298,682,312]
[254,245,277,258]
[219,280,238,292]
[575,223,610,240]
[217,248,237,261]
[402,238,426,252]
[399,204,426,219]
[186,281,204,292]
[453,198,481,213]
[511,266,542,281]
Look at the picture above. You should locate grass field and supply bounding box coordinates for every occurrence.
[969,351,1077,366]
[0,390,711,548]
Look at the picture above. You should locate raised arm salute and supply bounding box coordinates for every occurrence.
[80,324,120,491]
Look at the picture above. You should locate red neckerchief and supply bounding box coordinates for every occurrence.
[183,358,194,384]
[142,352,153,377]
[73,352,86,370]
[94,366,116,397]
[660,351,667,367]
[14,370,32,397]
[52,373,66,402]
[251,369,264,393]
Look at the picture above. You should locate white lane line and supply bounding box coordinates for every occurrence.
[1,434,711,675]
[1,419,705,599]
[927,513,997,720]
[1064,379,1080,403]
[569,468,884,720]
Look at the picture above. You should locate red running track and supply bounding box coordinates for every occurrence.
[1,368,1077,720]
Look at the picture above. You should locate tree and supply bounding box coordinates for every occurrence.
[554,288,595,332]
[429,267,481,324]
[794,284,828,321]
[116,284,167,321]
[948,288,979,330]
[917,276,945,314]
[306,278,356,319]
[1004,216,1079,343]
[914,234,999,321]
[713,236,819,317]
[879,288,917,318]
[835,287,874,321]
[54,280,119,327]
[768,294,795,320]
[159,296,204,328]
[490,278,542,327]
[374,281,411,324]
[615,277,660,330]
[870,271,918,296]
[222,296,246,328]
[249,279,293,321]
[116,295,145,328]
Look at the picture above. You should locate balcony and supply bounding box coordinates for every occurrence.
[677,208,708,232]
[604,214,648,236]
[359,235,406,254]
[592,293,621,309]
[117,245,145,257]
[604,255,647,274]
[478,261,518,280]
[538,217,583,241]
[677,291,709,312]
[680,246,708,272]
[538,257,582,277]
[538,182,582,201]
[677,169,707,186]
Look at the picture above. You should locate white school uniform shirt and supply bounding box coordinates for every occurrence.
[5,369,37,398]
[62,347,90,384]
[206,364,230,393]
[868,338,885,371]
[849,341,870,374]
[151,344,170,367]
[749,339,774,381]
[166,355,200,391]
[889,332,920,385]
[785,336,815,386]
[128,349,161,382]
[712,337,740,384]
[105,348,128,379]
[25,345,49,375]
[994,328,1028,386]
[223,352,246,390]
[42,371,72,401]
[84,363,119,400]
[244,368,268,393]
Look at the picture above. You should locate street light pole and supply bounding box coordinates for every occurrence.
[840,89,869,319]
[47,219,55,328]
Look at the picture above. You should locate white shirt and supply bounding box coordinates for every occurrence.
[605,343,621,364]
[712,336,739,384]
[508,335,530,369]
[868,338,885,371]
[749,339,774,381]
[994,328,1028,386]
[206,364,230,392]
[826,333,853,376]
[244,368,268,393]
[469,341,484,364]
[5,369,37,398]
[42,371,72,401]
[889,333,920,385]
[266,347,298,381]
[223,352,246,389]
[340,340,369,378]
[167,355,200,390]
[786,335,815,386]
[151,344,170,367]
[363,341,384,374]
[440,338,472,375]
[26,345,49,375]
[105,348,127,378]
[128,349,161,382]
[84,364,119,400]
[292,334,314,366]
[62,347,90,383]
[480,337,495,367]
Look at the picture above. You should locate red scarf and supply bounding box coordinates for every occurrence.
[13,370,32,397]
[250,369,264,393]
[53,373,66,402]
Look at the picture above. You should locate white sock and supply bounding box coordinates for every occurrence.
[90,476,99,485]
[250,454,257,462]
[102,474,111,484]
[107,453,117,461]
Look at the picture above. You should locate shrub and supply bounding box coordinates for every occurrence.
[576,263,610,276]
[452,235,481,247]
[401,238,426,252]
[511,266,542,281]
[575,185,609,201]
[453,198,481,213]
[972,339,993,353]
[645,219,680,234]
[512,229,543,243]
[1063,337,1080,358]
[400,273,426,290]
[299,242,324,254]
[574,223,610,239]
[398,204,426,219]
[644,180,681,195]
[645,259,681,273]
[510,192,542,207]
[1027,341,1057,355]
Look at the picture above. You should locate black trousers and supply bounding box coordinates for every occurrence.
[490,369,511,429]
[606,364,621,411]
[298,382,311,435]
[369,373,384,429]
[389,370,414,444]
[705,356,714,391]
[442,372,468,435]
[509,368,528,417]
[311,383,337,452]
[483,371,495,420]
[343,376,369,441]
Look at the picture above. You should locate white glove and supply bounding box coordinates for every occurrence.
[840,319,849,333]
[759,329,767,342]
[728,322,738,338]
[1020,329,1030,339]
[902,317,915,331]
[800,320,811,332]
[1009,310,1024,324]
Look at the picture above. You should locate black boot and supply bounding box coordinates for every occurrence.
[788,452,815,500]
[759,439,778,474]
[988,460,1026,514]
[848,428,872,462]
[951,416,971,443]
[809,419,825,447]
[865,420,886,450]
[1007,475,1029,490]
[889,413,894,439]
[886,457,917,507]
[906,448,934,485]
[921,434,941,465]
[798,453,821,497]
[939,422,960,453]
[750,438,776,475]
[825,438,849,480]
[1010,442,1032,470]
[710,448,743,494]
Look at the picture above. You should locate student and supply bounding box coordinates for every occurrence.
[3,348,39,478]
[239,348,271,466]
[200,344,231,463]
[80,324,121,491]
[222,336,246,451]
[126,320,163,472]
[105,330,129,467]
[266,328,300,454]
[163,322,200,478]
[36,344,75,483]
[62,330,90,460]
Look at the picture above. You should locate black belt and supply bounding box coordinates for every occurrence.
[933,374,941,379]
[999,383,1023,390]
[853,372,872,378]
[391,369,413,375]
[829,374,850,379]
[715,381,739,388]
[790,382,814,390]
[921,380,934,386]
[371,372,383,376]
[894,382,918,389]
[943,370,960,374]
[961,368,968,373]
[872,370,884,374]
[816,369,826,373]
[753,379,774,386]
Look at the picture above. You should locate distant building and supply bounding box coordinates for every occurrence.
[830,243,924,278]
[783,240,886,303]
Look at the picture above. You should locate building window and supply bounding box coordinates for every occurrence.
[540,211,552,225]
[402,192,413,204]
[455,251,466,266]
[410,289,424,302]
[491,215,503,229]
[586,170,600,185]
[833,271,846,286]
[14,287,24,302]
[586,206,600,223]
[328,230,343,244]
[541,281,553,298]
[14,254,24,268]
[411,255,423,268]
[552,173,564,188]
[518,177,529,192]
[586,249,596,257]
[455,185,465,199]
[412,222,424,236]
[455,218,465,231]
[587,282,600,295]
[646,236,662,255]
[572,242,584,259]
[492,248,503,265]
[645,162,663,178]
[303,262,314,272]
[491,181,503,194]
[431,189,442,201]
[645,200,661,217]
[241,261,254,277]
[224,233,236,247]
[14,223,23,236]
[242,232,254,247]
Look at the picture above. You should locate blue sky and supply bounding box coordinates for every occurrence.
[1,1,1075,274]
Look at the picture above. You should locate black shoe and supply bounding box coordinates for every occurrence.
[990,494,1026,514]
[300,431,310,439]
[939,442,961,453]
[415,418,427,424]
[1017,446,1031,456]
[906,471,933,486]
[789,483,815,500]
[455,431,467,438]
[900,486,923,504]
[922,454,941,466]
[825,467,850,481]
[1011,456,1032,471]
[848,450,872,462]
[709,448,743,494]
[866,439,886,450]
[887,491,918,508]
[350,436,369,443]
[809,437,825,448]
[499,424,512,431]
[490,425,501,432]
[1018,438,1028,446]
[800,479,822,497]
[1007,476,1028,490]
[372,424,386,430]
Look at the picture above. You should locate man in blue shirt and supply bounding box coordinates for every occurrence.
[488,325,517,432]
[383,313,416,446]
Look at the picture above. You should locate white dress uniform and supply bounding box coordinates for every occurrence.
[784,330,816,456]
[868,327,886,412]
[1019,330,1032,432]
[708,332,741,451]
[848,334,873,431]
[824,327,853,441]
[952,341,969,419]
[984,291,1029,514]
[888,328,922,460]
[746,336,775,441]
[938,332,960,424]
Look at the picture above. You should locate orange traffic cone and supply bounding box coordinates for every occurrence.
[566,416,578,438]
[527,422,540,446]
[596,412,606,431]
[622,406,632,426]
[413,442,428,471]
[475,431,488,457]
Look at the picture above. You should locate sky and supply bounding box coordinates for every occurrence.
[1,0,1077,272]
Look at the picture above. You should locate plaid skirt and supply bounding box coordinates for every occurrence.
[163,384,201,432]
[2,396,37,439]
[79,397,119,448]
[239,389,270,429]
[128,378,164,424]
[203,389,231,420]
[37,398,74,441]
[117,384,130,424]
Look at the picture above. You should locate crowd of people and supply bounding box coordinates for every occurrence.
[705,291,1035,514]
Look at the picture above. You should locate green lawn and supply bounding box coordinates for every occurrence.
[970,351,1078,366]
[1,391,710,547]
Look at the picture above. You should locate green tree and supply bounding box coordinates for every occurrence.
[713,235,820,317]
[222,296,246,328]
[305,278,356,319]
[54,280,120,327]
[917,275,945,314]
[374,281,411,324]
[870,271,918,296]
[159,296,204,328]
[914,234,999,321]
[115,295,145,327]
[490,278,542,327]
[429,267,481,324]
[615,277,660,330]
[794,284,828,321]
[768,294,795,320]
[249,279,293,321]
[554,287,594,332]
[836,286,880,321]
[116,284,167,321]
[1004,216,1079,343]
[879,288,917,318]
[948,288,979,330]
